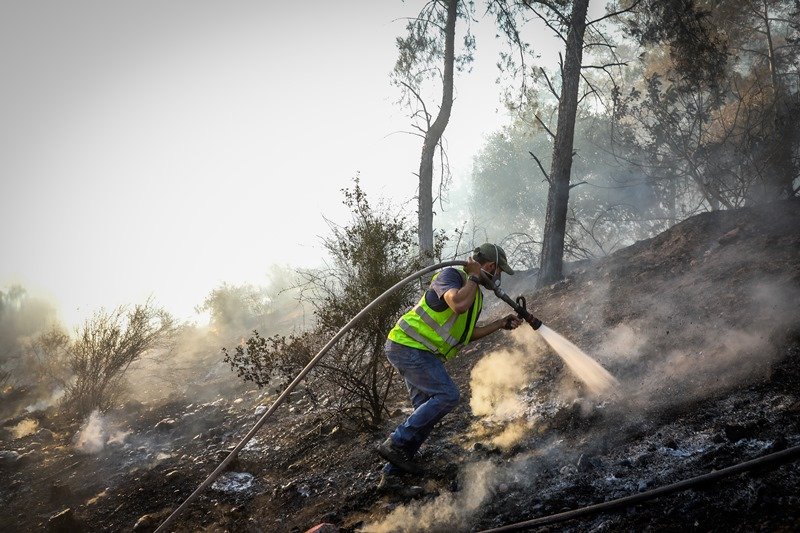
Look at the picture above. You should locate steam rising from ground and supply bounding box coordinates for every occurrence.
[9,418,39,439]
[469,347,531,419]
[363,461,500,533]
[468,324,618,450]
[73,410,134,454]
[25,387,65,413]
[369,274,799,531]
[588,281,800,411]
[75,410,107,453]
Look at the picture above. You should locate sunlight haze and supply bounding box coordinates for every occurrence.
[0,0,573,328]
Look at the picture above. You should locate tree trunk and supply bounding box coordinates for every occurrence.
[537,0,590,288]
[761,0,793,199]
[417,0,457,262]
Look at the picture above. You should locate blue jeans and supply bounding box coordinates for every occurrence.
[383,340,460,474]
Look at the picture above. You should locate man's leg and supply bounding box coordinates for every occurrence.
[382,368,433,476]
[380,341,459,473]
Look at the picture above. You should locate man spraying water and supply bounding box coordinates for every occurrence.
[377,243,523,487]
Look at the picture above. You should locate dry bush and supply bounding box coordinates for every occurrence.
[224,180,440,428]
[35,300,177,416]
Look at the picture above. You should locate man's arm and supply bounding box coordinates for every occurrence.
[442,257,482,314]
[471,315,522,341]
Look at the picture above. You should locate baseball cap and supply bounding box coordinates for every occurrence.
[474,243,514,275]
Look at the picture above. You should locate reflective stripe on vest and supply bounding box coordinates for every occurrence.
[396,319,440,353]
[413,304,460,347]
[387,269,482,359]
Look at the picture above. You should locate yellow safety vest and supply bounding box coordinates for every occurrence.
[388,269,483,361]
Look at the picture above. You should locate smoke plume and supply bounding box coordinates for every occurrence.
[74,410,108,454]
[9,418,39,439]
[363,461,500,533]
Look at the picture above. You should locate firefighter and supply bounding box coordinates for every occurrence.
[377,243,522,484]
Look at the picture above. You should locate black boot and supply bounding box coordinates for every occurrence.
[376,438,423,475]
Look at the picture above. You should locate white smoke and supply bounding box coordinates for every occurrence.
[74,410,107,454]
[362,461,500,533]
[24,387,65,413]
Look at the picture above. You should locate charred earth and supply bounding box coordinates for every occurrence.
[1,199,799,532]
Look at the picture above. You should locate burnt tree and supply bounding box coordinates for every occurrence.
[537,0,590,287]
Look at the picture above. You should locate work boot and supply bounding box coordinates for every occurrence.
[376,438,423,475]
[376,471,403,492]
[377,472,425,499]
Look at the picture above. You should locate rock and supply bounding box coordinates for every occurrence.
[0,450,20,468]
[211,472,254,493]
[131,509,172,532]
[47,508,84,533]
[50,483,73,502]
[718,227,741,244]
[154,418,176,431]
[254,405,267,416]
[133,515,155,531]
[723,422,758,442]
[36,428,56,441]
[560,464,578,476]
[16,450,37,467]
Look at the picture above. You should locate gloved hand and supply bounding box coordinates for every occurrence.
[501,314,523,330]
[465,256,483,277]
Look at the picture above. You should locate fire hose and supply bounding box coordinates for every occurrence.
[478,443,800,532]
[156,259,543,532]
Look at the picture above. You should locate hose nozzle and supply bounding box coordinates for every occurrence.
[489,285,543,330]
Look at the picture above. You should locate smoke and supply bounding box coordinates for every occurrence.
[122,265,310,405]
[74,410,108,454]
[490,420,532,449]
[467,327,547,450]
[363,461,500,533]
[469,345,533,419]
[25,387,65,413]
[9,418,39,439]
[468,321,620,450]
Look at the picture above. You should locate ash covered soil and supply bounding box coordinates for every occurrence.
[2,200,799,532]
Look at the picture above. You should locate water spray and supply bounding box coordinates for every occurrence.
[479,271,618,394]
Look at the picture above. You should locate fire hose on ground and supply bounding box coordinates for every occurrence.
[478,443,800,532]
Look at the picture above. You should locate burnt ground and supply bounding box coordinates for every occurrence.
[1,199,799,532]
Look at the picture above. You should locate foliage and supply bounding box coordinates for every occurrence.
[224,179,436,428]
[198,266,306,342]
[0,285,58,387]
[44,300,176,416]
[463,0,798,277]
[616,0,800,206]
[393,0,475,91]
[468,108,663,266]
[624,0,728,86]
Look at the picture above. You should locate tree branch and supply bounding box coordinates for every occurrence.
[540,67,561,101]
[586,0,643,26]
[529,151,551,184]
[534,113,556,139]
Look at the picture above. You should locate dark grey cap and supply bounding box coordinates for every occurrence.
[474,243,514,274]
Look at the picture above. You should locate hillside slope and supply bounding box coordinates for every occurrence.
[2,200,798,532]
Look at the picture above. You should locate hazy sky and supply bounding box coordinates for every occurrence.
[0,1,592,328]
